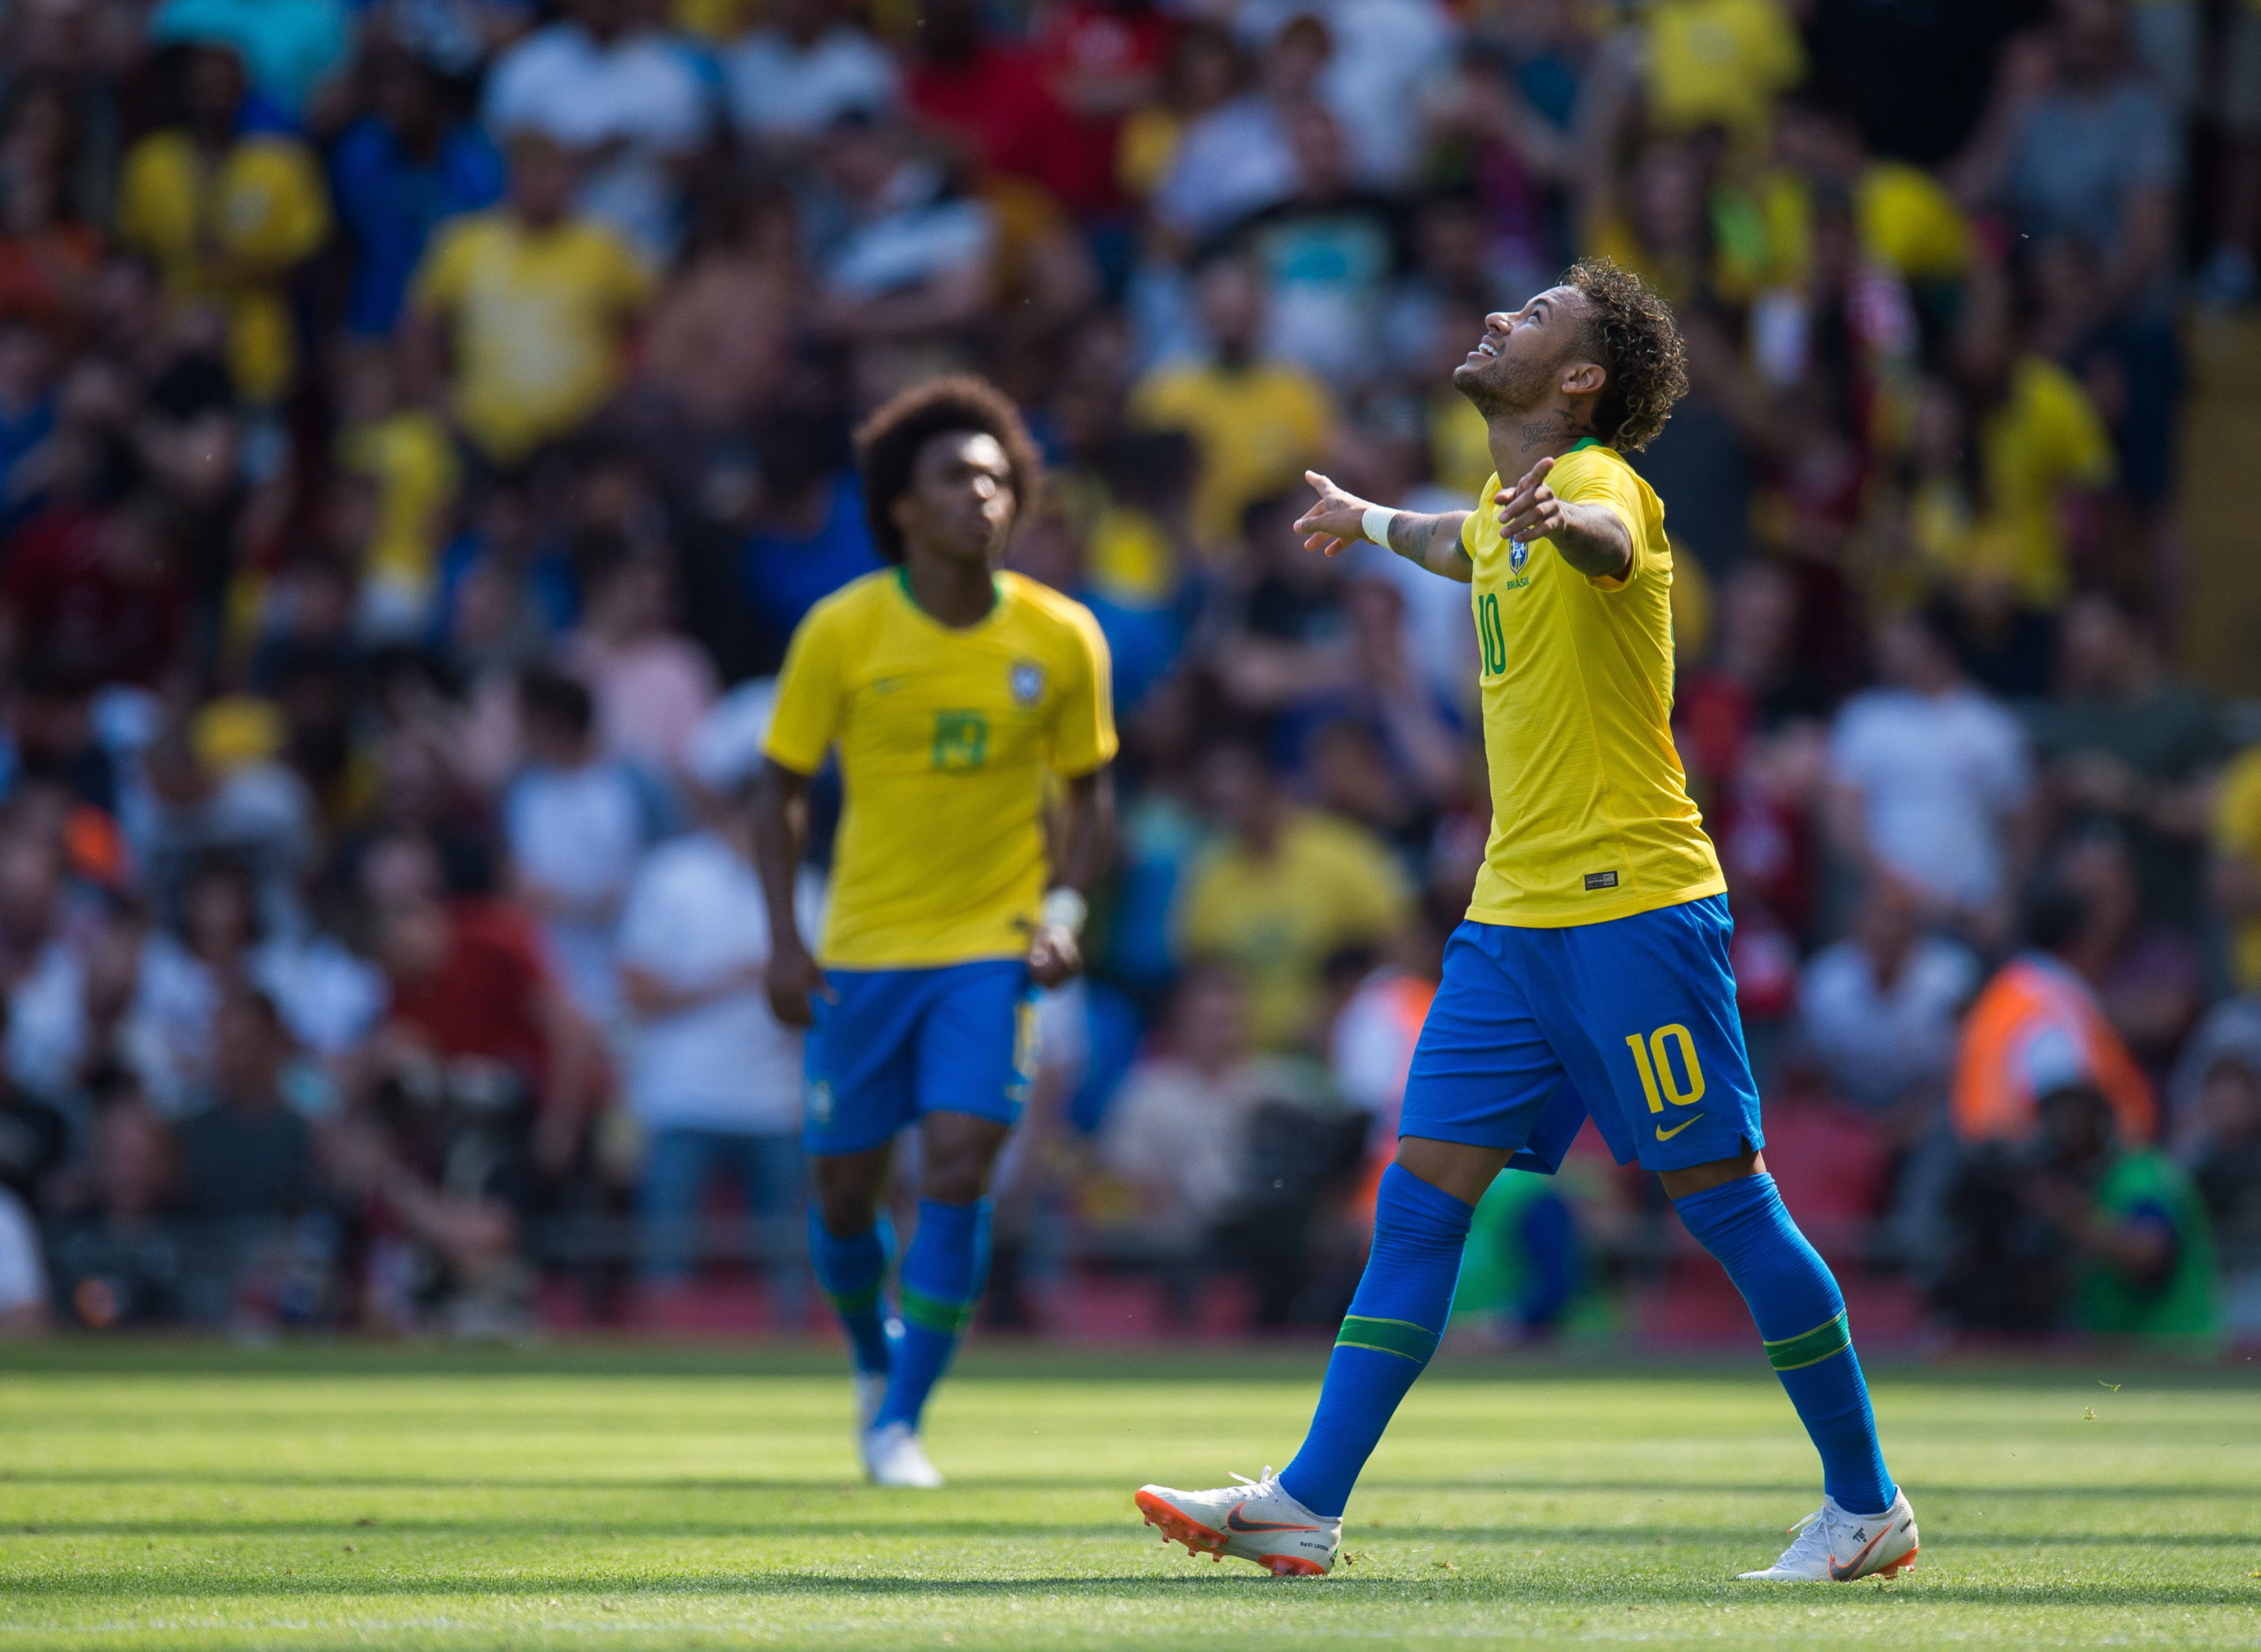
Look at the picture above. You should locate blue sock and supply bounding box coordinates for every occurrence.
[873,1199,990,1432]
[1278,1165,1474,1519]
[1674,1173,1896,1515]
[808,1207,895,1376]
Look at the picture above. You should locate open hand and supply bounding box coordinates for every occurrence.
[1294,470,1374,558]
[1494,456,1566,544]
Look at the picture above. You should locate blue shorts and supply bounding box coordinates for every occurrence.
[1401,895,1765,1175]
[803,961,1035,1157]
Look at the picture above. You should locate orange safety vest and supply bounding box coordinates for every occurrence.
[1952,954,2155,1145]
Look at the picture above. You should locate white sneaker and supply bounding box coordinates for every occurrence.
[862,1421,944,1489]
[1737,1489,1920,1581]
[852,1369,888,1434]
[1135,1469,1340,1577]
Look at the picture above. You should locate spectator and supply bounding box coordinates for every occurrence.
[1098,962,1320,1235]
[148,0,352,119]
[1952,865,2157,1148]
[329,41,507,340]
[1150,13,1324,241]
[115,45,329,406]
[617,683,813,1296]
[1639,0,1804,150]
[905,0,1108,218]
[722,0,896,151]
[406,131,652,471]
[2174,1019,2261,1340]
[480,0,712,262]
[1129,255,1335,562]
[1799,871,1981,1123]
[44,1091,180,1328]
[0,1180,44,1334]
[560,545,717,782]
[2030,592,2223,936]
[1826,606,2034,944]
[2017,1082,2215,1341]
[177,990,323,1221]
[502,668,669,1029]
[1178,741,1412,1050]
[1226,103,1407,388]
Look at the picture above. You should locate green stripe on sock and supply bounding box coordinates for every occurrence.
[899,1284,976,1337]
[821,1281,882,1315]
[1765,1310,1851,1371]
[1335,1315,1439,1363]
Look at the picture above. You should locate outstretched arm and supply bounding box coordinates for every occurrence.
[1295,471,1474,585]
[1493,456,1630,582]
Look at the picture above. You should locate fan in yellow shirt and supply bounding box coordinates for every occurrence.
[1129,257,1336,561]
[1643,0,1804,148]
[405,132,652,467]
[752,377,1115,1487]
[117,45,329,405]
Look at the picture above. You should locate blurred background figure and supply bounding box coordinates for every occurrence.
[0,0,2243,1354]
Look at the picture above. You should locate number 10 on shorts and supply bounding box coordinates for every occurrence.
[1624,1023,1706,1113]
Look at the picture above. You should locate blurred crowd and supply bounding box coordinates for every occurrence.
[0,0,2256,1347]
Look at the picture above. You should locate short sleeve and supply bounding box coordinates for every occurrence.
[2214,749,2261,860]
[1046,602,1118,778]
[1549,451,1645,589]
[1826,701,1879,788]
[763,600,848,773]
[615,855,677,971]
[603,230,657,311]
[1459,500,1486,559]
[409,221,473,316]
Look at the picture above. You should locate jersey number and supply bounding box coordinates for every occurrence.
[1477,592,1507,678]
[1624,1023,1706,1113]
[932,710,989,771]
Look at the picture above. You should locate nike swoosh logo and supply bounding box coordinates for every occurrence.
[1829,1519,1895,1580]
[1227,1505,1320,1533]
[1654,1114,1703,1142]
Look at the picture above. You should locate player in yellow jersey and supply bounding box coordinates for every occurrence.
[753,378,1116,1489]
[1136,263,1918,1584]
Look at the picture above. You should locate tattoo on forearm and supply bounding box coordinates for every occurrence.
[1385,513,1428,560]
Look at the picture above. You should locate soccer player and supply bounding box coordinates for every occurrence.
[754,377,1116,1488]
[1133,262,1918,1582]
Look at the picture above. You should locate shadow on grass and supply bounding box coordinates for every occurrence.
[0,1339,2253,1392]
[2,1469,2254,1504]
[2,1520,2254,1551]
[1,1566,2255,1613]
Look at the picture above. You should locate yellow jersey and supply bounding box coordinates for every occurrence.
[409,210,652,465]
[1460,441,1725,927]
[117,130,330,404]
[764,569,1118,969]
[1128,359,1337,558]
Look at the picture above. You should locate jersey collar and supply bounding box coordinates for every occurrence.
[895,566,1004,630]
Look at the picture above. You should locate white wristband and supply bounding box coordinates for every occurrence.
[1040,886,1087,937]
[1360,504,1397,547]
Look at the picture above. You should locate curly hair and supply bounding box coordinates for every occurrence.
[853,375,1042,564]
[1562,258,1689,452]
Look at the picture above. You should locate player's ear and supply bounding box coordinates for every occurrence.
[1561,358,1607,399]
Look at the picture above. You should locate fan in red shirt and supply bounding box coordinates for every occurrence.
[904,0,1159,216]
[335,834,607,1325]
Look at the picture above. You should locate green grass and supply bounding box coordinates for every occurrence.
[0,1339,2256,1648]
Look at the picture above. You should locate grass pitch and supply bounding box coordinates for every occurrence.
[0,1340,2255,1648]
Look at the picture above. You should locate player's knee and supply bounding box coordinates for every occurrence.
[918,1153,993,1206]
[811,1166,885,1237]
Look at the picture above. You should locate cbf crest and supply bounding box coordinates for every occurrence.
[1508,537,1530,574]
[1009,660,1046,706]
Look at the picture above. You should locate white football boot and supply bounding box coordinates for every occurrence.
[1135,1470,1341,1577]
[862,1420,945,1489]
[1737,1489,1920,1581]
